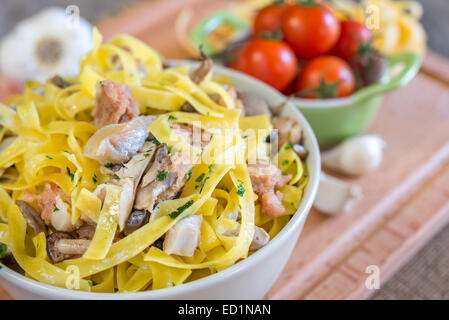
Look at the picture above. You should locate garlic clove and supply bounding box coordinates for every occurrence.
[321,135,386,177]
[313,173,363,216]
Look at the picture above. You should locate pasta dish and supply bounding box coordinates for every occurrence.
[0,29,308,293]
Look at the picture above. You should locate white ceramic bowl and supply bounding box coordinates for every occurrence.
[0,63,321,300]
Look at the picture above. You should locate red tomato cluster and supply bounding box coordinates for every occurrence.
[229,0,383,99]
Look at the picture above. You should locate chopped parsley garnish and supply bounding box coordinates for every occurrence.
[0,243,8,258]
[282,160,289,165]
[92,174,98,184]
[290,202,295,206]
[104,162,113,168]
[144,150,152,158]
[157,169,169,181]
[236,183,245,197]
[168,115,177,120]
[88,280,93,287]
[53,207,60,212]
[113,174,120,180]
[195,173,205,183]
[46,155,53,160]
[284,143,293,150]
[66,167,74,181]
[199,176,210,193]
[187,170,192,181]
[63,150,70,153]
[169,200,194,219]
[151,137,161,146]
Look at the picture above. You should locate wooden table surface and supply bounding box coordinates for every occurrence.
[2,0,449,300]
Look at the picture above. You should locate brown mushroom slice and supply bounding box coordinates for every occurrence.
[76,224,96,240]
[189,53,213,84]
[15,200,47,235]
[50,75,71,89]
[55,239,91,255]
[181,102,197,113]
[46,232,73,263]
[237,91,271,117]
[123,210,149,236]
[134,172,178,211]
[292,144,308,160]
[114,142,157,231]
[139,144,169,188]
[271,117,302,149]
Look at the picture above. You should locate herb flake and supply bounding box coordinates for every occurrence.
[157,169,169,181]
[195,173,205,183]
[46,155,53,160]
[66,167,74,181]
[104,162,113,168]
[169,200,194,219]
[236,183,245,197]
[0,243,8,258]
[187,170,192,181]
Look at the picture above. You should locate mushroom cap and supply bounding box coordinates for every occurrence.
[46,231,73,263]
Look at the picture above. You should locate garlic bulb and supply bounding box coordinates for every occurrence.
[321,135,386,177]
[313,173,363,216]
[0,7,93,83]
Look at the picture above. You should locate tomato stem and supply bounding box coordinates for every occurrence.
[259,29,283,41]
[296,78,342,99]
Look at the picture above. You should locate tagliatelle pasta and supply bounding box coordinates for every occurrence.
[0,28,309,293]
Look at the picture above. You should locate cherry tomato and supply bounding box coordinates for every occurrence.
[229,39,298,91]
[253,4,282,36]
[332,20,372,61]
[295,55,355,99]
[281,2,340,59]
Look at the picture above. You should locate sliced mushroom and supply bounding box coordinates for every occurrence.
[123,210,149,236]
[50,75,71,89]
[114,142,157,231]
[292,144,308,160]
[134,172,178,211]
[76,224,96,240]
[163,215,202,257]
[189,52,213,84]
[46,232,73,263]
[15,200,47,235]
[271,117,302,149]
[55,239,91,255]
[238,91,271,117]
[181,102,197,113]
[115,142,156,183]
[138,144,168,188]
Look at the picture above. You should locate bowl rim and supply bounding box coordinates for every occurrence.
[0,63,321,299]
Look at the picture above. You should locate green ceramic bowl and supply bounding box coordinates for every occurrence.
[292,52,422,148]
[190,12,422,148]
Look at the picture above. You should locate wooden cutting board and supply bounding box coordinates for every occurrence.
[2,0,449,300]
